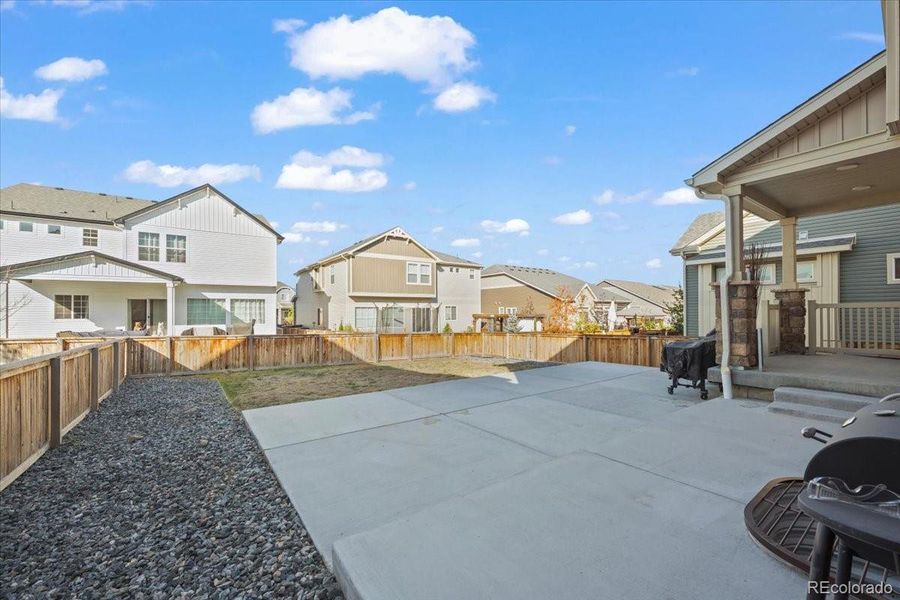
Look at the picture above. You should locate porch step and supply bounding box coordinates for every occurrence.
[772,386,878,413]
[767,400,853,424]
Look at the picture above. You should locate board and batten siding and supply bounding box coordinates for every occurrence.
[480,276,553,315]
[0,218,123,265]
[350,256,436,297]
[363,237,432,259]
[684,265,699,337]
[746,203,900,303]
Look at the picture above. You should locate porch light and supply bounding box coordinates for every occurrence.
[835,163,859,171]
[851,185,872,191]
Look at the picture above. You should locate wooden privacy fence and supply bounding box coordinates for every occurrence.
[1,331,684,490]
[1,339,126,491]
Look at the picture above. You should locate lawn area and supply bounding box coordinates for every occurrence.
[208,357,553,410]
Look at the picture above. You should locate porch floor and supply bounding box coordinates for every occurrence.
[709,353,900,399]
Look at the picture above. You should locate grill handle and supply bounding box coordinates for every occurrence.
[802,427,833,444]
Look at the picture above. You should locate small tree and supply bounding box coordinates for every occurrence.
[663,285,684,335]
[743,242,769,283]
[504,313,522,333]
[546,285,576,332]
[442,323,453,333]
[521,296,536,316]
[284,306,295,326]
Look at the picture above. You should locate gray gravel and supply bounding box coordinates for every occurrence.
[1,377,338,600]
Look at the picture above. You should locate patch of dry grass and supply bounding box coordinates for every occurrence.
[208,357,552,411]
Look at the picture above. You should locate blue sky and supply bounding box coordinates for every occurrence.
[0,1,887,285]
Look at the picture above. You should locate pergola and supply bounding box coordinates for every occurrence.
[686,1,899,396]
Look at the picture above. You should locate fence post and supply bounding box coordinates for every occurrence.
[407,333,414,360]
[807,300,817,355]
[248,335,256,371]
[505,332,510,359]
[89,346,100,411]
[583,335,589,362]
[112,341,120,393]
[450,332,455,357]
[49,355,63,448]
[166,337,174,375]
[317,335,324,364]
[481,331,486,356]
[374,333,381,363]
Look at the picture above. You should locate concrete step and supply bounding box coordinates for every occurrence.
[773,386,878,413]
[767,400,853,424]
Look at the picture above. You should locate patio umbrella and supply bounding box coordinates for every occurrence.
[607,302,617,331]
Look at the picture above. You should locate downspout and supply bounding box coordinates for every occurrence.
[694,189,735,400]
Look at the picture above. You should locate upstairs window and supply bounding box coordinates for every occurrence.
[407,262,431,285]
[54,295,89,319]
[48,224,61,235]
[330,264,335,284]
[469,269,475,280]
[138,232,160,261]
[166,234,187,263]
[19,222,33,232]
[83,228,98,246]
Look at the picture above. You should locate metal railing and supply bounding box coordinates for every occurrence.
[808,301,900,357]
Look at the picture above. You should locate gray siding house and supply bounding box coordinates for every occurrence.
[672,203,900,338]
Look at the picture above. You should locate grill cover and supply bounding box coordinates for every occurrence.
[660,333,717,383]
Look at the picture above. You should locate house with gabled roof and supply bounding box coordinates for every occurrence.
[294,226,481,332]
[0,183,282,337]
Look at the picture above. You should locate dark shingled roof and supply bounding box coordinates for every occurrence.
[1,183,154,223]
[670,211,725,253]
[482,264,587,298]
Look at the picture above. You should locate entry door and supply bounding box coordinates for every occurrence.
[128,299,167,330]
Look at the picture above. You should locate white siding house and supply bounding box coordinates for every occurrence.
[0,183,282,338]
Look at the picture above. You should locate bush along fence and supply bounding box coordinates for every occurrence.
[0,332,685,490]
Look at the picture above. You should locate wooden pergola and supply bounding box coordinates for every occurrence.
[472,313,546,332]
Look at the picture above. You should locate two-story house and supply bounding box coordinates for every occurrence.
[0,183,282,338]
[276,281,295,325]
[294,227,481,332]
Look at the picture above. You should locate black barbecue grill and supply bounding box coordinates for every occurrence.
[660,330,717,399]
[745,393,900,600]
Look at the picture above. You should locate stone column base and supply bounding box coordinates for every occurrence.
[712,281,759,368]
[773,288,808,354]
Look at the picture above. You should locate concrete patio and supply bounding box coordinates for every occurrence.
[244,362,828,600]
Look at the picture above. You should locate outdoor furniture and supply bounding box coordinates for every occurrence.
[659,330,717,399]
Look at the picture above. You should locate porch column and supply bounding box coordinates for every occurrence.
[780,217,798,289]
[724,194,744,281]
[166,282,176,335]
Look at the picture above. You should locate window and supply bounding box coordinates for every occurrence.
[888,253,900,285]
[757,264,776,285]
[329,264,335,285]
[54,295,89,319]
[19,222,33,232]
[407,262,431,285]
[498,307,507,314]
[187,298,226,325]
[166,234,187,263]
[138,232,160,261]
[469,269,475,280]
[445,305,457,321]
[796,262,815,283]
[231,299,266,324]
[82,228,98,246]
[380,307,405,331]
[507,307,518,315]
[0,220,4,229]
[48,224,61,235]
[355,307,377,331]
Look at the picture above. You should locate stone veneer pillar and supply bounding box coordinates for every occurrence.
[772,288,808,354]
[712,281,759,368]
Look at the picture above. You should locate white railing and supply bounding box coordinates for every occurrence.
[808,301,900,357]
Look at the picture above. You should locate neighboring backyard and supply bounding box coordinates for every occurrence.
[209,356,553,410]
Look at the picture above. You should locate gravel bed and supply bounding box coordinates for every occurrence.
[0,377,337,600]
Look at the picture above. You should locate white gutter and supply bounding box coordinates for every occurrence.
[693,189,734,400]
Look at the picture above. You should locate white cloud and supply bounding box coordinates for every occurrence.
[667,66,700,77]
[275,146,388,192]
[273,18,305,34]
[552,209,592,225]
[837,31,885,45]
[471,251,483,258]
[558,256,571,263]
[286,7,476,87]
[536,248,549,256]
[251,87,376,133]
[0,1,15,11]
[564,125,576,136]
[403,181,417,190]
[653,187,703,206]
[451,238,480,248]
[290,221,343,232]
[317,240,329,246]
[481,218,530,236]
[311,201,325,210]
[645,258,662,269]
[35,57,108,82]
[431,225,444,234]
[593,188,650,205]
[51,0,146,14]
[580,261,597,269]
[282,232,311,244]
[543,155,563,166]
[0,77,63,122]
[122,160,261,188]
[433,81,496,112]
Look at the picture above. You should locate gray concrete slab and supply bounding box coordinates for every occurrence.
[592,368,723,400]
[532,361,649,383]
[539,382,698,421]
[383,378,526,412]
[473,369,588,395]
[449,395,646,456]
[264,415,549,566]
[243,391,435,450]
[333,452,805,600]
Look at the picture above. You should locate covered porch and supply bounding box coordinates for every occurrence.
[687,7,900,398]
